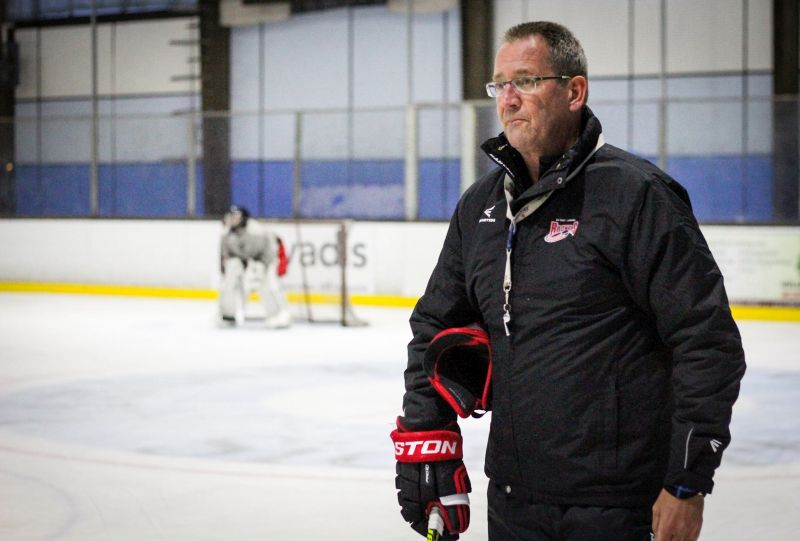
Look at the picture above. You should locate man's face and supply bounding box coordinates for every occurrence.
[493,36,575,159]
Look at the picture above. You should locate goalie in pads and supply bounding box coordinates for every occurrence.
[219,205,291,328]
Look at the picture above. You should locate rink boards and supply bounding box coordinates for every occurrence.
[0,219,798,317]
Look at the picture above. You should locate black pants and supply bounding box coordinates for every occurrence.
[488,483,653,541]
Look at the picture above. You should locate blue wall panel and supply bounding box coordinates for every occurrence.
[99,163,187,217]
[299,160,405,219]
[12,156,777,222]
[230,161,260,215]
[231,161,293,218]
[194,164,204,217]
[301,160,404,187]
[262,162,293,217]
[666,155,772,223]
[419,159,461,220]
[16,164,90,216]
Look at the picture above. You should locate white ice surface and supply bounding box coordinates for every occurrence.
[0,293,798,540]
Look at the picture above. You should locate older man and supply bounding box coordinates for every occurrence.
[392,21,745,541]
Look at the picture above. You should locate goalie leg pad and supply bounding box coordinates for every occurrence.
[219,258,246,319]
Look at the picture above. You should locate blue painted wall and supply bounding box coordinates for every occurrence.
[16,164,91,216]
[15,156,775,223]
[17,163,205,218]
[231,161,293,218]
[99,163,189,217]
[666,155,773,223]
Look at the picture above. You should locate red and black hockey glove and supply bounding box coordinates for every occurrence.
[391,420,471,539]
[423,326,492,418]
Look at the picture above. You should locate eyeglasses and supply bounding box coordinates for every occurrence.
[485,75,571,98]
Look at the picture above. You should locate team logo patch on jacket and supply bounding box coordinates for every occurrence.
[544,219,579,243]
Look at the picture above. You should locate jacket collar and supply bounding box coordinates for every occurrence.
[481,106,603,213]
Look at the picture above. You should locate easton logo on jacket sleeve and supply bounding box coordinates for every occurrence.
[544,219,579,243]
[479,205,496,223]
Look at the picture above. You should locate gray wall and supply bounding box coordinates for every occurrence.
[15,17,199,165]
[492,0,773,157]
[229,5,462,161]
[12,1,775,163]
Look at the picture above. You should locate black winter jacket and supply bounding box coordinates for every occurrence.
[402,107,746,507]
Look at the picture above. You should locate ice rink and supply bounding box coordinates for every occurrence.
[0,292,798,540]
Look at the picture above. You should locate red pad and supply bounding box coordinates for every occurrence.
[276,238,289,276]
[391,429,463,463]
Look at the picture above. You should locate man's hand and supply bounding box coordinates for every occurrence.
[652,488,704,541]
[391,423,471,539]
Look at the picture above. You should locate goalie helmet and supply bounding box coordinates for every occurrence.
[225,205,250,230]
[422,326,492,419]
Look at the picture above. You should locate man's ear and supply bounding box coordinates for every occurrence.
[567,76,588,112]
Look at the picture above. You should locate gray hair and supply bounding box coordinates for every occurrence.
[504,21,588,79]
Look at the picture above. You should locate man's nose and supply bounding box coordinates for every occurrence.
[498,84,521,108]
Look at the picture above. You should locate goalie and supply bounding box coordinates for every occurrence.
[219,205,291,328]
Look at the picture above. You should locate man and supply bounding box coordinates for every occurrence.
[219,205,291,328]
[392,21,745,541]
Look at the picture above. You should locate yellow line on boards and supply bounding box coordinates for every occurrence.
[1,283,798,319]
[730,305,800,322]
[0,281,217,299]
[0,282,418,308]
[352,294,418,308]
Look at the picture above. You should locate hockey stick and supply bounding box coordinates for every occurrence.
[427,506,444,541]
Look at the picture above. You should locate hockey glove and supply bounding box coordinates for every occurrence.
[391,420,471,539]
[423,326,492,418]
